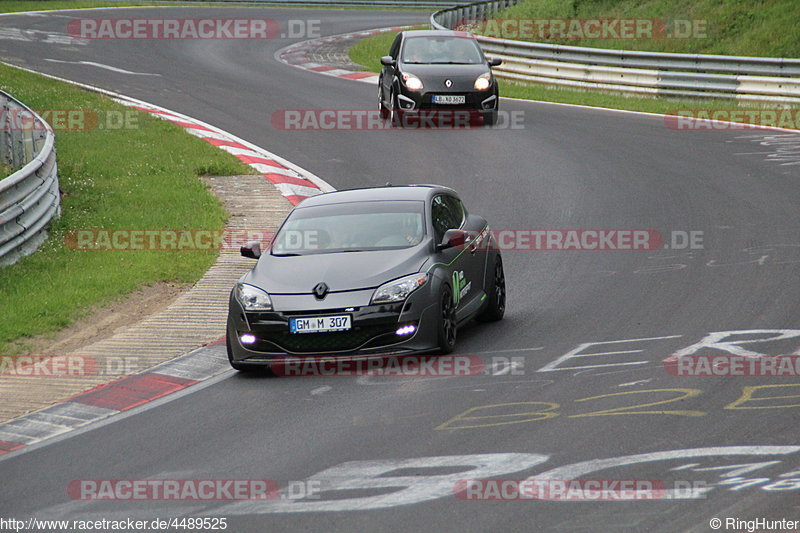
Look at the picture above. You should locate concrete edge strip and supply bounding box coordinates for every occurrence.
[0,63,336,459]
[0,342,231,459]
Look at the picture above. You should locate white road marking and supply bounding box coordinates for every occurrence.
[44,58,160,76]
[472,346,544,354]
[618,379,653,387]
[538,335,683,372]
[212,453,549,513]
[673,329,800,357]
[526,446,800,500]
[488,360,525,376]
[310,386,332,396]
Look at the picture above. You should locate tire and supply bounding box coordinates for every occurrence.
[378,82,389,120]
[477,255,506,322]
[389,88,403,127]
[482,109,497,127]
[437,285,457,354]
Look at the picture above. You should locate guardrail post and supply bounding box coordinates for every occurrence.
[0,100,11,168]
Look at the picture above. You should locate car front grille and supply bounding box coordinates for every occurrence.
[252,325,398,354]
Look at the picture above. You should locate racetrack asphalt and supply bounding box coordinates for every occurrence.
[1,7,799,532]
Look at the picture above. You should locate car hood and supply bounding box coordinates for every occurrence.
[401,63,490,87]
[242,244,431,295]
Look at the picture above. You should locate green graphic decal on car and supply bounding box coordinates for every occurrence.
[452,270,471,305]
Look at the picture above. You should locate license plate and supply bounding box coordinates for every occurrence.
[290,315,351,334]
[433,95,465,104]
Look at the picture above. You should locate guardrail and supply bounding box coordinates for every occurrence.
[0,90,60,267]
[431,0,800,104]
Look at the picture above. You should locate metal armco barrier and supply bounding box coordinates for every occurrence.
[431,0,800,104]
[0,90,60,267]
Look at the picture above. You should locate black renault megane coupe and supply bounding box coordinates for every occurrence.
[226,185,505,371]
[378,30,502,126]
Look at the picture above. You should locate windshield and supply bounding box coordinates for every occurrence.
[401,36,484,64]
[271,200,426,255]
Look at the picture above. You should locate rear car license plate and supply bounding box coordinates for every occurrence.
[290,315,352,334]
[433,95,466,104]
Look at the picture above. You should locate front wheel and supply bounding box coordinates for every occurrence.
[389,88,404,127]
[437,286,457,354]
[477,255,505,322]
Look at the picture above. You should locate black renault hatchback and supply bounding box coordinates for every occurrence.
[378,30,502,126]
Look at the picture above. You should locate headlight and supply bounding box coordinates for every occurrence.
[402,73,423,91]
[474,72,491,90]
[235,283,273,311]
[371,273,428,304]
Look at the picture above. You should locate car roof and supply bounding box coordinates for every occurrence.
[401,29,474,39]
[296,185,458,208]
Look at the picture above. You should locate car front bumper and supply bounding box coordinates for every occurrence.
[396,87,498,113]
[227,288,441,363]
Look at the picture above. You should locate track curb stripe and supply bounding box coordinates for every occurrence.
[121,99,329,204]
[275,25,413,85]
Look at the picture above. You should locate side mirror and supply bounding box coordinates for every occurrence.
[380,56,396,67]
[240,240,262,259]
[488,57,502,67]
[437,229,467,251]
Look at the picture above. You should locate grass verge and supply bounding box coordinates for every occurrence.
[0,162,13,180]
[0,63,256,355]
[489,0,800,58]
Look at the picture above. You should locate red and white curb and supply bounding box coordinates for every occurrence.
[276,26,413,85]
[114,96,335,205]
[0,341,229,457]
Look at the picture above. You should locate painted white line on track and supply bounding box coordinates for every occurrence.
[618,379,653,387]
[44,58,160,76]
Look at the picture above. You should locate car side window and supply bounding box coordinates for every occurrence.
[389,35,402,60]
[443,196,465,227]
[431,195,462,244]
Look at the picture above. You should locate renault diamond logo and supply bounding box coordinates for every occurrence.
[445,79,452,88]
[313,282,329,299]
